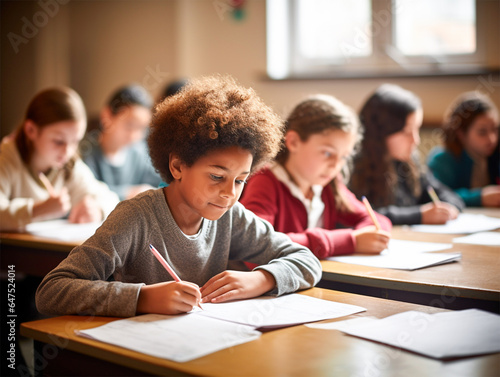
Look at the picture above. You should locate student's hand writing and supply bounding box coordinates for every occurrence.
[136,281,202,315]
[352,226,390,254]
[68,195,102,223]
[200,270,276,304]
[481,185,500,207]
[420,202,459,224]
[32,187,71,221]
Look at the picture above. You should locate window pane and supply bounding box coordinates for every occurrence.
[394,0,475,56]
[297,0,371,60]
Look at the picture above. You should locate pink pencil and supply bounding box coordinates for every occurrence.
[149,244,181,281]
[361,196,382,231]
[149,243,203,309]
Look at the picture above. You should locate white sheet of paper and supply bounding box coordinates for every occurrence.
[381,239,452,255]
[77,313,261,363]
[339,309,500,359]
[196,294,366,329]
[410,213,500,234]
[76,294,366,362]
[25,219,101,242]
[453,232,500,246]
[328,252,461,270]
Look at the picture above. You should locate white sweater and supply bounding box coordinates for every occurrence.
[0,139,119,231]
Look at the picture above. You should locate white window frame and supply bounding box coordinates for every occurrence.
[266,0,496,80]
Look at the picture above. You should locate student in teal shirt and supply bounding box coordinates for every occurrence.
[428,92,500,207]
[81,84,162,200]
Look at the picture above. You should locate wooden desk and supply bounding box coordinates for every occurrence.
[0,233,77,277]
[320,209,500,312]
[21,288,500,377]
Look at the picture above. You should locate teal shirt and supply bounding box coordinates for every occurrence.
[427,147,482,206]
[81,132,162,200]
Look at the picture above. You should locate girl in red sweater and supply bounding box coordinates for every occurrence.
[240,95,391,259]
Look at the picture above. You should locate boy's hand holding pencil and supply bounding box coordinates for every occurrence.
[137,244,203,315]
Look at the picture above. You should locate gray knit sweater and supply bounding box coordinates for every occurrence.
[36,189,322,317]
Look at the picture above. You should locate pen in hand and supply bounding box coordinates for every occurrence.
[149,244,203,310]
[361,196,389,252]
[427,185,441,205]
[361,196,382,230]
[39,172,56,196]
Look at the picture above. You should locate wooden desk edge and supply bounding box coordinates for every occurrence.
[321,270,500,302]
[0,233,77,253]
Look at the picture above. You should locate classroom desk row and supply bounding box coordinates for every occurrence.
[320,224,500,313]
[4,207,500,376]
[20,287,500,377]
[3,229,498,312]
[2,208,499,312]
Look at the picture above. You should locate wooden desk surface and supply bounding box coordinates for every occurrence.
[21,288,500,377]
[321,208,500,309]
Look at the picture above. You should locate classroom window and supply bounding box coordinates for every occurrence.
[296,0,372,60]
[393,0,475,56]
[267,0,492,79]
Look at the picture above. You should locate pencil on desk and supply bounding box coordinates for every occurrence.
[361,196,381,231]
[149,243,203,310]
[427,186,441,205]
[39,173,55,196]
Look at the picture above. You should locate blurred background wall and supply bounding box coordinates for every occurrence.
[2,0,499,160]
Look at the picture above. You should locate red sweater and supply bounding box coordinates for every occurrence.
[240,168,392,259]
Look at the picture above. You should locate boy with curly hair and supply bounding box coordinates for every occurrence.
[36,75,322,317]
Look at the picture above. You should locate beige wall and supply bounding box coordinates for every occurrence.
[1,0,177,136]
[67,0,177,117]
[1,1,39,135]
[2,0,499,139]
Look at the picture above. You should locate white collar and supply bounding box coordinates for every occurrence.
[270,163,325,229]
[270,163,323,202]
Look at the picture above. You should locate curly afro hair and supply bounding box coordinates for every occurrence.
[148,75,284,183]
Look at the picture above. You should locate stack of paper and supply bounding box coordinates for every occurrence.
[335,309,500,359]
[328,239,459,270]
[76,294,366,362]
